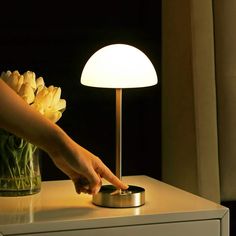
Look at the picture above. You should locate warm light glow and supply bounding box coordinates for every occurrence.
[81,44,158,88]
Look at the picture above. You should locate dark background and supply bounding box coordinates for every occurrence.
[0,1,161,181]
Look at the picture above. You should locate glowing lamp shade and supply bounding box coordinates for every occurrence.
[81,44,158,88]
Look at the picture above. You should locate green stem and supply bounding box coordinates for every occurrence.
[0,129,41,193]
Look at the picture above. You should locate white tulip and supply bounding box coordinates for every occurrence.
[44,110,62,123]
[7,71,20,92]
[16,75,24,92]
[32,85,66,123]
[32,103,45,115]
[18,83,35,104]
[1,70,12,81]
[50,86,61,107]
[36,77,45,93]
[1,70,17,92]
[55,99,66,111]
[35,87,53,108]
[23,71,36,90]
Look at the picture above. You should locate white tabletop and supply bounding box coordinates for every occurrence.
[0,175,228,235]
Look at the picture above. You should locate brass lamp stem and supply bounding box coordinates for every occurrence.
[93,88,146,208]
[116,88,122,180]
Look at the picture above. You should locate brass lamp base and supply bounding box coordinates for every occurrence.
[92,185,145,208]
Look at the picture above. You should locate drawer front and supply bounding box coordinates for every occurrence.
[15,219,220,236]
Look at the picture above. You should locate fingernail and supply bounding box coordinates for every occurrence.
[122,183,129,189]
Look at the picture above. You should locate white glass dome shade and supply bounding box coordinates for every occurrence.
[81,44,158,88]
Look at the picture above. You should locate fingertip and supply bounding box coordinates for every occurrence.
[117,181,129,190]
[108,175,129,190]
[122,183,129,190]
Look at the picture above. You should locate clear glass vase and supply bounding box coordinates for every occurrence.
[0,129,41,196]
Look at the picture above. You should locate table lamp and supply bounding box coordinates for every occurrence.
[81,44,158,207]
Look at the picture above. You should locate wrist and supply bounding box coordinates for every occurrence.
[41,124,70,158]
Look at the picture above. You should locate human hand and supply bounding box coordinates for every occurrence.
[49,138,128,195]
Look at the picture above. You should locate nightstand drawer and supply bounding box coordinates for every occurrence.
[19,219,220,236]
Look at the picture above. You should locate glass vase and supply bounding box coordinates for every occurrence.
[0,129,41,196]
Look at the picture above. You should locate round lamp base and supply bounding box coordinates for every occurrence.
[92,185,145,208]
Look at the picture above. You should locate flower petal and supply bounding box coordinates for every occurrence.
[1,70,12,81]
[51,87,61,107]
[31,103,44,115]
[16,75,24,92]
[18,83,35,104]
[23,71,36,90]
[45,110,62,123]
[55,99,66,111]
[35,87,52,109]
[36,77,45,89]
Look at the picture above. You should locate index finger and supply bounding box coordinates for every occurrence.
[99,165,129,190]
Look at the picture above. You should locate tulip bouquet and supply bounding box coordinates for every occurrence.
[0,70,66,196]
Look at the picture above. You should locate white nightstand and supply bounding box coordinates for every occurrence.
[0,176,229,236]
